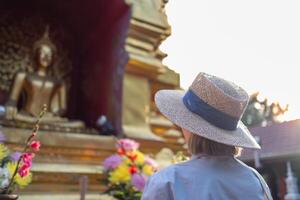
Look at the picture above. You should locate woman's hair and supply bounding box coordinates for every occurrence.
[188,134,242,157]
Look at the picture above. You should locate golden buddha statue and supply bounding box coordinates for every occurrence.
[4,27,85,130]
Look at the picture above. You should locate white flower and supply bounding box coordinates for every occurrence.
[1,178,9,188]
[3,169,9,178]
[0,168,10,189]
[0,168,5,176]
[0,168,9,178]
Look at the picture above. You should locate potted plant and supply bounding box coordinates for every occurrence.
[102,139,159,200]
[0,106,46,200]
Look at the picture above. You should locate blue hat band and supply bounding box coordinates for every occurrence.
[182,90,239,131]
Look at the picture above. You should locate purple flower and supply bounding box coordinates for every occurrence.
[145,156,159,169]
[103,154,122,170]
[131,173,146,191]
[10,151,22,161]
[0,131,5,142]
[117,139,140,151]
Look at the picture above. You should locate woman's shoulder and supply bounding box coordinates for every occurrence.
[233,157,261,174]
[145,161,186,182]
[142,160,198,200]
[149,159,199,183]
[149,162,178,182]
[158,159,198,173]
[141,163,186,200]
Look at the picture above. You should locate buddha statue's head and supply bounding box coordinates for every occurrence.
[33,26,57,69]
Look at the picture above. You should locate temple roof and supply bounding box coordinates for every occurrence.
[241,119,300,161]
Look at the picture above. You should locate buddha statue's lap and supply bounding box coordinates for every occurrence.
[13,111,85,128]
[4,27,85,130]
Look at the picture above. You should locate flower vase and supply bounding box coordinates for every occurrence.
[0,194,18,200]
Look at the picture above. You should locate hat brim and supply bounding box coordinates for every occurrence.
[155,90,261,150]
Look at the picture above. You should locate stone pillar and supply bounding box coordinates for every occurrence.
[285,161,300,200]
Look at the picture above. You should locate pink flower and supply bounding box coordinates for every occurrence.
[145,156,159,170]
[21,153,34,170]
[22,152,35,160]
[18,153,35,177]
[31,132,37,137]
[131,173,146,191]
[30,141,41,151]
[103,154,122,170]
[116,139,140,151]
[18,165,30,177]
[22,153,35,164]
[22,160,32,168]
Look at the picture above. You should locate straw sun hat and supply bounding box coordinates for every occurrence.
[155,72,260,149]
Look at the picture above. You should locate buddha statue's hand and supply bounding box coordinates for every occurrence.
[5,100,17,120]
[5,106,17,120]
[55,109,67,116]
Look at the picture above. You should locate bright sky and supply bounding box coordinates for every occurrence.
[161,0,300,121]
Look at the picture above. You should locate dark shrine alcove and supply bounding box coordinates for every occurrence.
[0,0,131,134]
